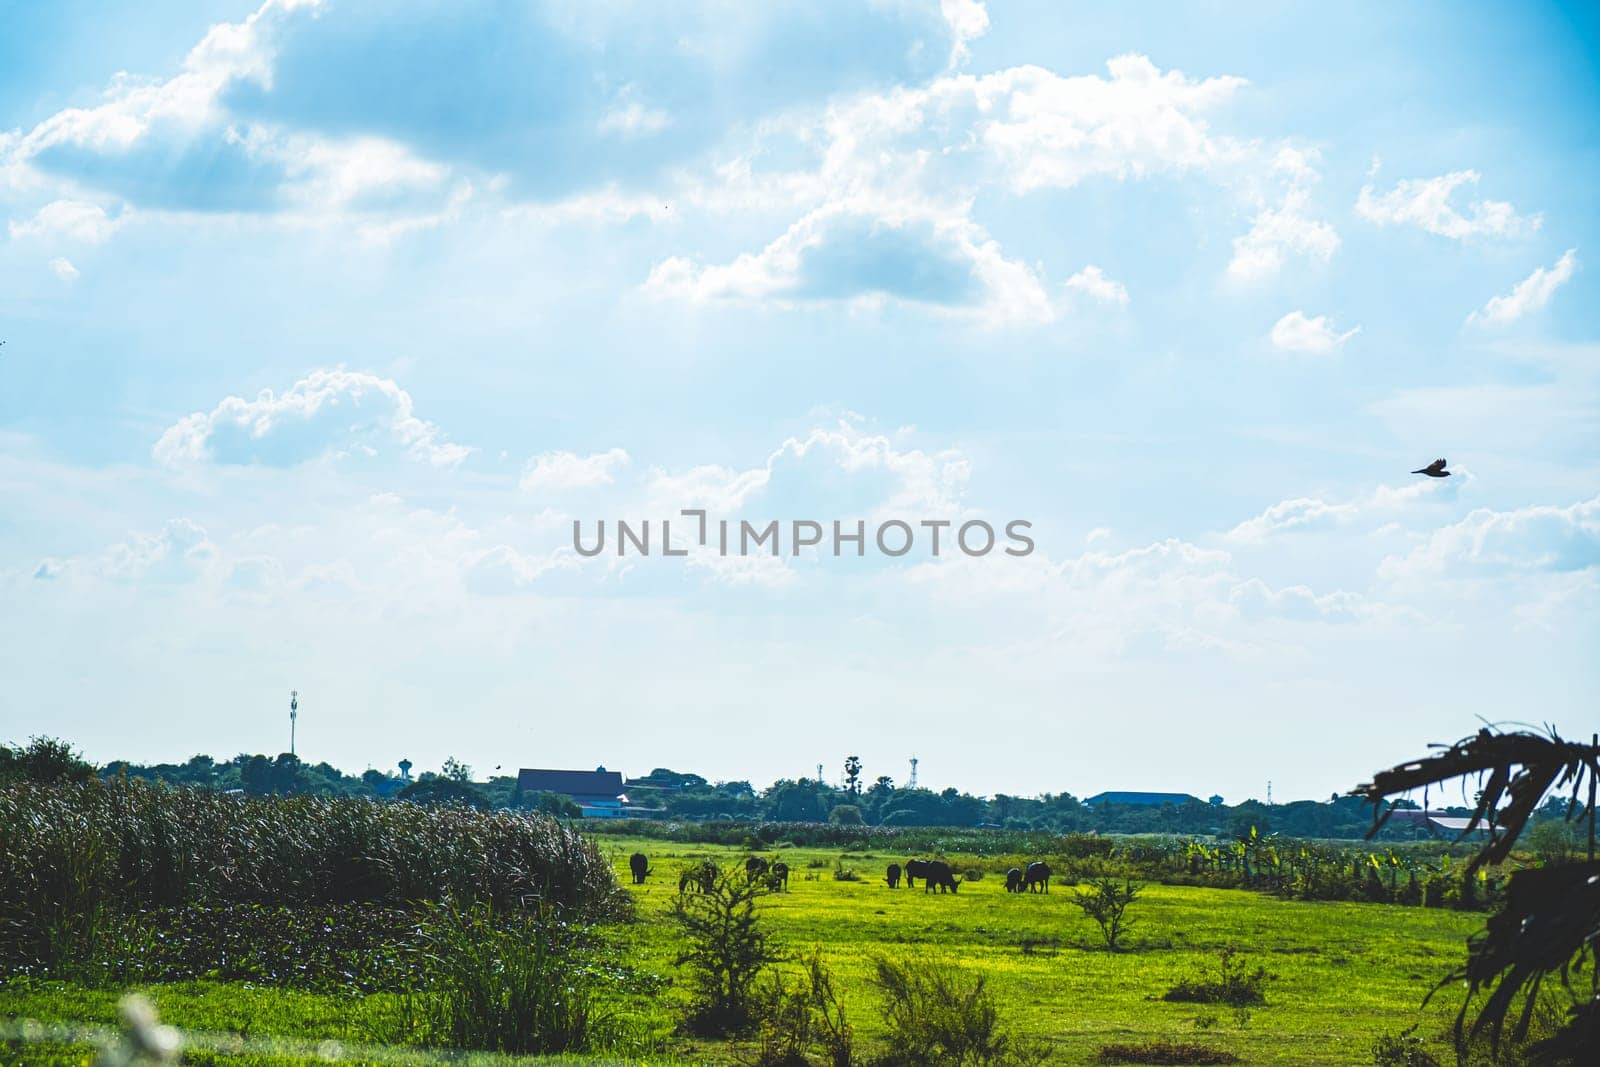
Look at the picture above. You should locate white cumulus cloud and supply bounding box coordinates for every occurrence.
[1064,265,1129,305]
[520,448,631,492]
[1356,170,1538,240]
[1467,249,1579,327]
[1269,310,1359,354]
[154,368,471,469]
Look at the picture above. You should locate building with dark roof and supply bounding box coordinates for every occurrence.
[517,766,627,818]
[1084,790,1203,807]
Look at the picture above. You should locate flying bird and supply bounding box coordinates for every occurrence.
[1411,458,1450,478]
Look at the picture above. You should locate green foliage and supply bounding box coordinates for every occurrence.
[1073,877,1141,949]
[670,863,782,1035]
[1163,948,1276,1007]
[870,956,1038,1067]
[0,737,95,786]
[0,777,625,974]
[828,804,864,826]
[395,776,488,809]
[751,951,855,1067]
[1371,1028,1442,1067]
[408,902,611,1055]
[526,790,583,818]
[1097,1041,1240,1064]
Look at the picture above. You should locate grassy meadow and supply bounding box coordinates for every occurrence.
[0,831,1487,1066]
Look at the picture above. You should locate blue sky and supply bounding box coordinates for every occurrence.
[1,1,1596,802]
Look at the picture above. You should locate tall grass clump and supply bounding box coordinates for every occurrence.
[0,778,626,972]
[409,902,617,1055]
[871,957,1042,1067]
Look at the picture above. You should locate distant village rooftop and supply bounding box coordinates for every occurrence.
[517,766,627,818]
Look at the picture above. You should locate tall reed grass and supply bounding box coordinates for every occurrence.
[0,778,626,971]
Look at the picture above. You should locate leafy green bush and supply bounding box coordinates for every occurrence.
[1371,1027,1442,1067]
[752,952,855,1067]
[671,864,781,1035]
[870,957,1038,1067]
[1097,1041,1240,1064]
[1163,948,1276,1007]
[1073,877,1141,949]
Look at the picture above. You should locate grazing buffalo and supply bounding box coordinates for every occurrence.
[1023,861,1052,893]
[903,858,931,889]
[678,860,717,894]
[745,856,770,879]
[923,860,960,894]
[628,852,651,885]
[769,861,789,890]
[886,863,902,889]
[1005,866,1024,893]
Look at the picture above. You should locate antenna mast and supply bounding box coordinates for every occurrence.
[908,755,918,790]
[289,690,298,757]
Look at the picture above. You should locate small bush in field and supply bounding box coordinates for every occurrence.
[1163,948,1276,1007]
[1097,1041,1240,1064]
[833,860,861,882]
[671,864,781,1035]
[1072,877,1141,950]
[1370,1027,1442,1067]
[752,951,855,1067]
[870,956,1042,1067]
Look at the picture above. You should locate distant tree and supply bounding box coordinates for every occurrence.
[843,756,862,799]
[397,777,489,810]
[828,804,864,826]
[530,791,582,818]
[0,736,94,784]
[764,778,826,822]
[441,756,473,783]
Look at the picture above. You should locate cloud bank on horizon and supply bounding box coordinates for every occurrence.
[1,0,1595,803]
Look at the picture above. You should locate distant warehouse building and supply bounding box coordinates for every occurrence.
[1084,791,1204,807]
[517,767,628,818]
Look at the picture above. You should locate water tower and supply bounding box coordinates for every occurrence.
[908,755,918,790]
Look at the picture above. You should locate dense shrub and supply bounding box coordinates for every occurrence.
[870,957,1038,1067]
[751,952,855,1067]
[1163,949,1276,1007]
[1097,1041,1240,1065]
[0,778,626,972]
[670,864,782,1035]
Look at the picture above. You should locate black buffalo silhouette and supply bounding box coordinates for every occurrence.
[628,852,650,885]
[923,860,959,893]
[886,862,902,888]
[769,861,789,890]
[1023,861,1051,893]
[1005,866,1024,893]
[903,858,931,889]
[745,856,770,879]
[678,860,717,894]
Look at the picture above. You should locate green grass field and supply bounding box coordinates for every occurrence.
[0,836,1486,1066]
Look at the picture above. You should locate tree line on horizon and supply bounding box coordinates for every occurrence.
[4,735,1570,842]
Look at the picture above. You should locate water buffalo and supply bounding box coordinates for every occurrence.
[1023,861,1052,893]
[886,862,902,888]
[1005,866,1024,893]
[628,852,650,885]
[745,856,770,879]
[923,860,960,894]
[769,861,789,890]
[903,858,931,889]
[678,860,717,894]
